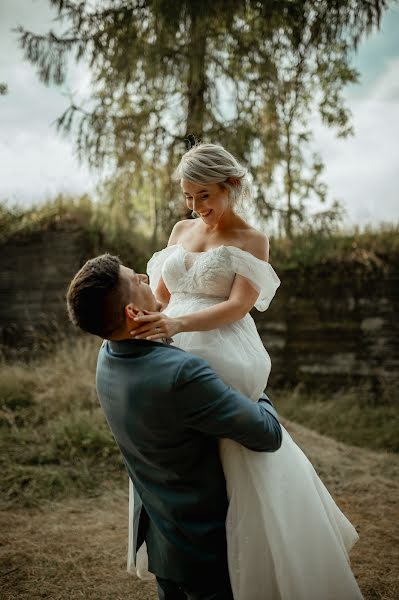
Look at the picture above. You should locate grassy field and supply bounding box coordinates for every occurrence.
[0,337,125,510]
[1,336,398,598]
[1,337,397,510]
[273,381,399,454]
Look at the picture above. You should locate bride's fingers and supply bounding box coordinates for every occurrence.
[130,327,150,336]
[130,326,164,338]
[134,314,160,322]
[133,330,164,340]
[145,333,165,341]
[131,323,161,335]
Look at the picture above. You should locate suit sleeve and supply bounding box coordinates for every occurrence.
[174,355,282,452]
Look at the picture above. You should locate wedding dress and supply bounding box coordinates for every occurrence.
[128,243,363,600]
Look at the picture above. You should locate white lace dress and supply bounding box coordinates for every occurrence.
[128,243,363,600]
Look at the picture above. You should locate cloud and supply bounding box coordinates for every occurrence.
[0,124,97,204]
[0,0,96,205]
[0,56,97,204]
[310,57,399,226]
[369,56,399,101]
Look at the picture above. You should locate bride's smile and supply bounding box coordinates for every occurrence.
[181,179,234,226]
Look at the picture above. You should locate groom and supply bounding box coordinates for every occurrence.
[66,254,282,600]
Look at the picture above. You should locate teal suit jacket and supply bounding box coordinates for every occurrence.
[96,338,282,585]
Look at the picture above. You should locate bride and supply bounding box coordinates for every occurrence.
[127,143,363,599]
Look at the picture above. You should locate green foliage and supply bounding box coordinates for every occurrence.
[1,194,397,273]
[270,222,399,270]
[253,35,358,236]
[0,193,155,271]
[16,0,389,237]
[96,163,180,245]
[0,195,94,243]
[51,411,120,462]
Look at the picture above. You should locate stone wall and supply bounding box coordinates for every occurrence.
[1,228,398,389]
[0,225,147,351]
[0,228,94,347]
[256,259,399,389]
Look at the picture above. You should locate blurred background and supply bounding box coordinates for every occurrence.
[1,1,398,599]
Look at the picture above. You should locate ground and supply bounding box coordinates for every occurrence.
[1,419,398,600]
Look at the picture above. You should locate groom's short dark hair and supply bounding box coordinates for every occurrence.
[67,254,129,338]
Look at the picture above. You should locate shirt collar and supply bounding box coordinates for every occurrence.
[106,337,179,356]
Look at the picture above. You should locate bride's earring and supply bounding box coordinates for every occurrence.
[191,211,199,219]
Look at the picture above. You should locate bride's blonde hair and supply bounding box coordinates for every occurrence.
[173,142,253,207]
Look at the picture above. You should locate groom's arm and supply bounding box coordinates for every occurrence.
[174,355,282,452]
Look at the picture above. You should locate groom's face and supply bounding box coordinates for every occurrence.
[119,265,159,313]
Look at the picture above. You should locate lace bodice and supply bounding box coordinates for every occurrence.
[147,244,281,311]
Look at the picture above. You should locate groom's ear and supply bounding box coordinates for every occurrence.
[125,304,143,321]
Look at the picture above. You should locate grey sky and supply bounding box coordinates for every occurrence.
[0,0,398,228]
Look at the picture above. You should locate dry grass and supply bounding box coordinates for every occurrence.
[1,420,398,599]
[0,491,157,600]
[284,420,399,600]
[274,382,399,453]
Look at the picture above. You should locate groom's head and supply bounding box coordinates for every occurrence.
[66,254,159,339]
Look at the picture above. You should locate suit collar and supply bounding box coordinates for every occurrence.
[106,338,184,356]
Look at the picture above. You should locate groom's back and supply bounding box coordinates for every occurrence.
[96,338,229,584]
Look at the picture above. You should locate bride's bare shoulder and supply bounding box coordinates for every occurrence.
[168,219,196,246]
[241,228,270,261]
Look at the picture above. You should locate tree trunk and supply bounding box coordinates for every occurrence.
[285,127,293,238]
[150,192,159,246]
[185,10,207,140]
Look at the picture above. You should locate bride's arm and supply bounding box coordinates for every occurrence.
[133,235,269,341]
[151,220,190,310]
[153,278,170,311]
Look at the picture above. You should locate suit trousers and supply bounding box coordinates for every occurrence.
[156,574,234,600]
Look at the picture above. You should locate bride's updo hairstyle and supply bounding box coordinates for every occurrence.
[173,142,253,208]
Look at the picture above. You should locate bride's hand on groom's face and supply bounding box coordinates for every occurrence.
[130,311,183,341]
